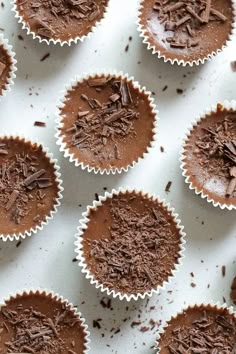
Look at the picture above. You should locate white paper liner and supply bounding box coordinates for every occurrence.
[0,34,17,97]
[0,134,64,242]
[11,0,110,46]
[180,100,236,210]
[0,288,91,354]
[74,187,186,302]
[137,0,236,67]
[55,69,158,175]
[155,302,236,352]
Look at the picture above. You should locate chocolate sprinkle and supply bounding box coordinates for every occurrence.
[153,0,228,49]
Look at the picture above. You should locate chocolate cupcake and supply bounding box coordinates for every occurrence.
[181,101,236,209]
[56,71,158,174]
[75,188,185,301]
[0,289,90,353]
[0,34,17,97]
[157,304,236,353]
[0,136,63,241]
[13,0,109,45]
[137,0,235,66]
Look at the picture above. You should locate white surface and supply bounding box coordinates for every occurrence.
[0,1,236,353]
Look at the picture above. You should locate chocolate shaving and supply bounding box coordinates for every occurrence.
[24,169,46,187]
[34,121,46,127]
[5,190,20,211]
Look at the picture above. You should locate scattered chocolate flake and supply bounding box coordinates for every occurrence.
[40,52,50,62]
[95,193,99,201]
[231,61,236,72]
[72,257,77,263]
[34,121,46,127]
[100,298,111,309]
[222,265,226,277]
[161,307,236,352]
[190,272,194,277]
[153,0,228,50]
[125,44,129,52]
[16,240,22,248]
[93,319,101,329]
[85,192,182,294]
[140,326,149,332]
[191,282,196,288]
[165,181,172,193]
[176,88,183,94]
[131,321,142,328]
[230,276,236,304]
[160,146,164,153]
[193,111,236,198]
[162,85,168,92]
[18,34,24,40]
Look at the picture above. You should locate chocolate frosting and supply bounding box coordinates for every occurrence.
[0,291,87,353]
[16,0,109,41]
[0,137,59,237]
[82,191,182,295]
[59,74,156,172]
[139,0,234,62]
[159,305,236,353]
[182,105,236,206]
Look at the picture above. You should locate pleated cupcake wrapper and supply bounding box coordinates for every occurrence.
[11,0,110,46]
[55,69,158,175]
[0,134,64,242]
[137,0,236,67]
[180,100,236,210]
[0,34,17,97]
[155,302,236,352]
[74,187,186,302]
[0,288,91,353]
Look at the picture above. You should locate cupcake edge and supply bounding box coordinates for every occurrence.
[180,100,236,210]
[0,134,64,242]
[155,302,236,352]
[0,288,91,353]
[137,0,236,67]
[74,187,186,302]
[55,69,158,175]
[0,34,17,97]
[11,0,111,46]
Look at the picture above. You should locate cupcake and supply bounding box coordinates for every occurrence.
[137,0,235,66]
[0,136,63,241]
[75,188,185,301]
[56,71,158,174]
[0,34,17,97]
[181,101,236,209]
[0,289,90,353]
[13,0,109,45]
[157,304,236,353]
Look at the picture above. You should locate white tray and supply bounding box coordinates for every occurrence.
[0,1,236,353]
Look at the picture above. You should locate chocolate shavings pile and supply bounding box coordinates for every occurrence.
[0,144,53,224]
[193,112,236,197]
[163,311,236,353]
[67,77,139,161]
[27,0,103,38]
[1,303,79,353]
[86,194,180,294]
[153,0,228,49]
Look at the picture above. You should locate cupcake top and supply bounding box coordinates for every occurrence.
[0,291,87,353]
[58,73,156,173]
[80,190,183,296]
[182,104,236,207]
[0,137,60,238]
[159,305,236,353]
[138,0,234,64]
[0,44,13,95]
[15,0,109,42]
